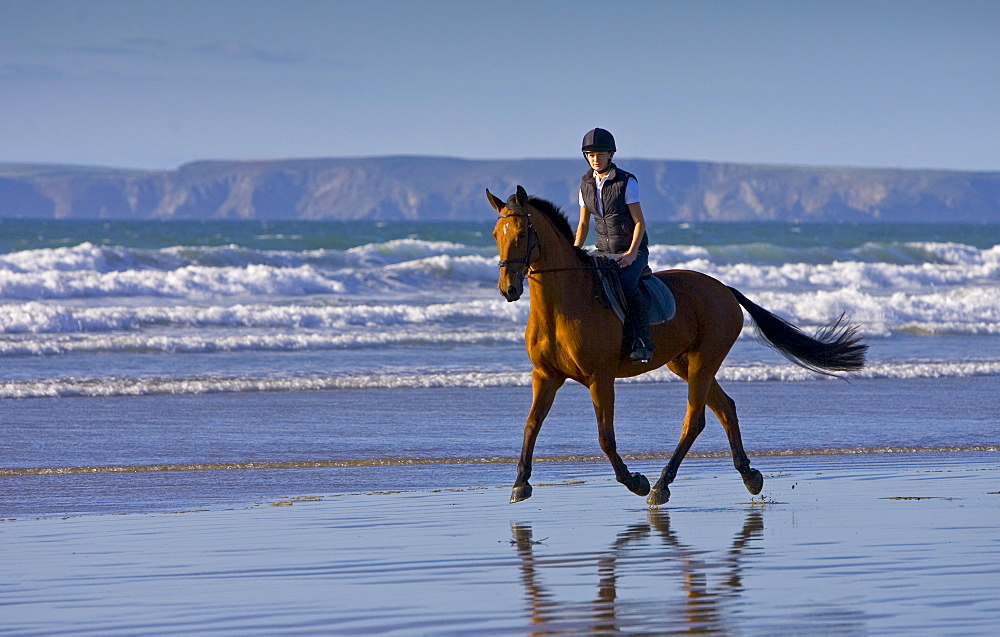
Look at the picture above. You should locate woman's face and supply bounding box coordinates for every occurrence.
[585,151,613,174]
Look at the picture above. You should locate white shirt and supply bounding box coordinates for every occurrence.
[578,169,641,217]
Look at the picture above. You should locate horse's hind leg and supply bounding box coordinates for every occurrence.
[511,370,564,503]
[707,381,763,495]
[647,359,712,506]
[590,375,650,497]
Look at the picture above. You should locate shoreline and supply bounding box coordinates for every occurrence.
[5,444,998,477]
[2,448,996,521]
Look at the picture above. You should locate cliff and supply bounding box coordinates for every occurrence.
[2,157,999,222]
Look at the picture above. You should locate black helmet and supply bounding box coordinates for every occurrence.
[581,128,616,153]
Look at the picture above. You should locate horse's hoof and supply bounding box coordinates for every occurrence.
[743,469,764,495]
[627,472,651,497]
[510,484,533,503]
[646,486,670,506]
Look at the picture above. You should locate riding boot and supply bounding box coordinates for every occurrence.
[626,291,654,364]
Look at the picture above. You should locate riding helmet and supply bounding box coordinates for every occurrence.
[581,128,616,153]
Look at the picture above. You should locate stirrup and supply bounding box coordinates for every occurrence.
[629,340,653,364]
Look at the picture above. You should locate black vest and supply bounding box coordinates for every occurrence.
[580,165,645,254]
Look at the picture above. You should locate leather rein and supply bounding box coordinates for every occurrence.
[496,211,617,276]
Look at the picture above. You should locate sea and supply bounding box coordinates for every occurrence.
[1,217,998,517]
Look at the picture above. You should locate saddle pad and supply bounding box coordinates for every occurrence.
[642,274,677,325]
[594,258,676,326]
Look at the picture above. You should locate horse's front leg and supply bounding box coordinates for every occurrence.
[591,376,650,497]
[511,370,565,503]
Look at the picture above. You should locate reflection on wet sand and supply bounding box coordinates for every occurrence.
[512,509,764,634]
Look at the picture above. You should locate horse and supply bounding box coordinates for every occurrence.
[486,186,867,506]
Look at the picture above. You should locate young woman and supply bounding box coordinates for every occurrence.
[574,128,653,364]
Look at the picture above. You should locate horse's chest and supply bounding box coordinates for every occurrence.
[525,318,610,377]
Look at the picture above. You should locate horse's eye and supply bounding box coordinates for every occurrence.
[518,230,527,239]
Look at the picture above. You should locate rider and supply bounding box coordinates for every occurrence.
[574,127,653,364]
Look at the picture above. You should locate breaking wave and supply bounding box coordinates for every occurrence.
[0,239,996,301]
[0,237,997,338]
[2,358,999,399]
[2,231,997,395]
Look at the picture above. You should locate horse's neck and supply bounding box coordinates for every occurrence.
[528,218,596,316]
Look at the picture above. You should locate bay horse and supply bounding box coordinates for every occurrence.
[487,186,866,506]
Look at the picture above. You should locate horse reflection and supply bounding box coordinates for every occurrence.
[511,509,764,634]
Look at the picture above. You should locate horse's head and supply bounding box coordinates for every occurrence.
[487,185,535,302]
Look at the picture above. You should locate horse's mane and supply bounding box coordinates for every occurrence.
[526,196,589,263]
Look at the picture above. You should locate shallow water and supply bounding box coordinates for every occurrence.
[2,453,997,635]
[2,376,997,518]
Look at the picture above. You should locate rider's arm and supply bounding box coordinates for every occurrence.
[574,205,591,247]
[616,202,646,267]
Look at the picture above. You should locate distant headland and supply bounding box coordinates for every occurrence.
[2,156,998,222]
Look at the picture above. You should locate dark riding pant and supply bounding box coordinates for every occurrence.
[617,244,649,296]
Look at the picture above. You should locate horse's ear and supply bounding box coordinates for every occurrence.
[486,189,506,213]
[515,185,529,207]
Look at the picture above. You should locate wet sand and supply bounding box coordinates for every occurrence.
[3,451,998,635]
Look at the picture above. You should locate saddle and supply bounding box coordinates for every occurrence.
[590,253,676,326]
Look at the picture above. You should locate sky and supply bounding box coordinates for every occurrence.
[1,0,999,172]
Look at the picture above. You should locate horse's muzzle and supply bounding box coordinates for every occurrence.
[500,282,522,302]
[499,275,524,302]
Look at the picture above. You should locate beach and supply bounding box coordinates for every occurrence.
[3,451,998,634]
[3,376,998,519]
[2,219,998,633]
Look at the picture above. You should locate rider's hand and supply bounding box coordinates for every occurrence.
[616,252,637,268]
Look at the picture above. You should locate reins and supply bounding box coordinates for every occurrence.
[528,264,614,276]
[496,210,618,276]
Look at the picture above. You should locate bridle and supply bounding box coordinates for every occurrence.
[496,211,538,273]
[496,209,619,277]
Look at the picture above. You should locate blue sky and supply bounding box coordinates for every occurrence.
[2,0,999,171]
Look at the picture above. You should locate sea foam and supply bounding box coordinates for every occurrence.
[2,237,997,382]
[3,358,999,399]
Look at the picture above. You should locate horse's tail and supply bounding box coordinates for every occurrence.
[728,287,867,376]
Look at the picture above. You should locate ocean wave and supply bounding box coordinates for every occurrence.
[2,280,995,340]
[1,240,997,302]
[649,241,1000,267]
[8,321,1000,357]
[0,300,527,335]
[0,255,501,300]
[0,256,996,307]
[656,259,1000,294]
[0,264,346,300]
[0,327,527,356]
[0,239,489,273]
[4,239,997,274]
[729,287,1000,329]
[2,359,998,398]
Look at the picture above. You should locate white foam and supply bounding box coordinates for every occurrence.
[3,240,998,302]
[651,259,1000,293]
[3,358,998,399]
[5,279,994,340]
[0,299,527,335]
[0,328,527,356]
[2,238,997,365]
[731,287,1000,332]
